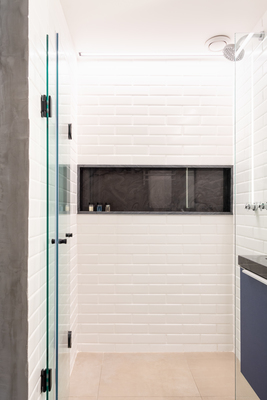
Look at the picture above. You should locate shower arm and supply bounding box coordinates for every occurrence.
[236,31,265,50]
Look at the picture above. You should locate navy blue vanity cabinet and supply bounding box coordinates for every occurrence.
[241,267,267,400]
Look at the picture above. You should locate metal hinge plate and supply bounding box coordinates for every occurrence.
[41,368,52,393]
[41,95,52,118]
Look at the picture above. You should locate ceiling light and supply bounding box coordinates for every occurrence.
[205,35,230,52]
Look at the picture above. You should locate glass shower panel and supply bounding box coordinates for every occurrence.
[57,33,71,400]
[235,31,267,400]
[46,32,57,400]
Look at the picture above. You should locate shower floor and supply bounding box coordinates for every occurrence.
[69,352,238,400]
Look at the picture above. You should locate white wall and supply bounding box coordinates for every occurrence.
[235,8,267,359]
[28,0,77,398]
[76,58,234,352]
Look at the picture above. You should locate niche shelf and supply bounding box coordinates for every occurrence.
[77,165,232,214]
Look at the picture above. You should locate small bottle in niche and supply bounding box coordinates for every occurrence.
[88,203,94,212]
[97,203,102,212]
[105,203,111,212]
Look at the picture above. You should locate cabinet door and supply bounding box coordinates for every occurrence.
[241,269,267,400]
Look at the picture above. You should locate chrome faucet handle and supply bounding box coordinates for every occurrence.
[245,203,251,210]
[259,31,265,41]
[252,203,258,211]
[259,202,265,211]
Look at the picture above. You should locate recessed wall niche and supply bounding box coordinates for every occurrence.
[78,166,232,214]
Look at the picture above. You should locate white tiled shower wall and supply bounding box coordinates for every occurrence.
[28,0,77,399]
[76,59,234,352]
[235,9,267,359]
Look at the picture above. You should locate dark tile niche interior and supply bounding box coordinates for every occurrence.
[78,166,232,214]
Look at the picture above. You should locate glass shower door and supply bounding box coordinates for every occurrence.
[46,32,71,400]
[234,31,267,400]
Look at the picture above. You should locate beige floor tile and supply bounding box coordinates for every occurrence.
[236,396,260,400]
[113,352,189,366]
[187,352,235,398]
[98,397,201,400]
[98,353,200,397]
[187,351,234,359]
[70,353,103,397]
[188,358,235,378]
[68,398,97,400]
[201,397,234,400]
[75,352,104,367]
[69,352,237,399]
[99,354,168,397]
[193,374,235,397]
[160,368,201,397]
[186,352,235,360]
[157,352,189,366]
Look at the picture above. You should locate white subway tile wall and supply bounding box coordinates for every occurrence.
[28,0,77,399]
[77,60,233,166]
[235,18,267,359]
[76,58,234,352]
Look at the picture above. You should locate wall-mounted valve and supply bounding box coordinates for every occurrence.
[245,202,267,211]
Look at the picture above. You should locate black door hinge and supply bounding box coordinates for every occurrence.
[41,369,46,392]
[41,95,52,118]
[41,368,52,393]
[48,369,52,392]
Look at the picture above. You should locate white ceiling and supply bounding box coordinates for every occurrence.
[60,0,267,54]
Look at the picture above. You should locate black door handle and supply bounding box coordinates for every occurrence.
[51,239,67,244]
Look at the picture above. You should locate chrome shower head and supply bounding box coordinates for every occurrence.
[223,44,245,61]
[223,31,265,62]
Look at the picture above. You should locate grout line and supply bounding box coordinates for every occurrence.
[96,352,104,400]
[184,355,202,399]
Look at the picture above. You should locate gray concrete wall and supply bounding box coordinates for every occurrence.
[0,0,29,399]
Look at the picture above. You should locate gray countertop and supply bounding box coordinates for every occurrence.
[238,255,267,280]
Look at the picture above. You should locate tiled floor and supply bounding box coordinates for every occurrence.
[69,352,258,400]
